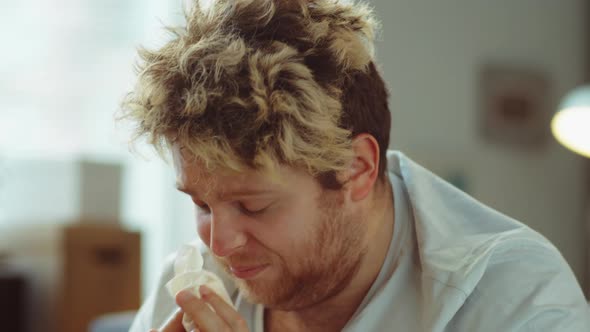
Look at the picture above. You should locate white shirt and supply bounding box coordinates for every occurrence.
[130,150,590,331]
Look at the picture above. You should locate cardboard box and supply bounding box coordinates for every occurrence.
[58,224,141,332]
[0,223,140,332]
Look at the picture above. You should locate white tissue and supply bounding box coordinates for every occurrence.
[165,243,233,331]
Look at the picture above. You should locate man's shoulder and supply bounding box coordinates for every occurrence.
[387,149,565,288]
[471,231,578,292]
[446,236,590,330]
[385,150,589,329]
[409,226,590,331]
[128,253,177,331]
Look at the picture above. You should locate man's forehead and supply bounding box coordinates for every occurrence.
[175,162,263,194]
[173,156,282,200]
[171,143,308,198]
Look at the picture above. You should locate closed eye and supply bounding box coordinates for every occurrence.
[239,202,268,215]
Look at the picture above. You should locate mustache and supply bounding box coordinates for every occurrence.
[213,252,271,267]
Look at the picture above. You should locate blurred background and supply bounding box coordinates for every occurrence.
[0,0,588,331]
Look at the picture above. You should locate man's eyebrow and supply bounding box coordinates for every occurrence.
[175,183,273,200]
[218,189,273,200]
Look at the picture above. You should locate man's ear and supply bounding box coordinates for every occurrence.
[343,134,380,202]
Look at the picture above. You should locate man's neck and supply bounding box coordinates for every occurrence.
[265,181,395,332]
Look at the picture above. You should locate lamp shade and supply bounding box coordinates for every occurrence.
[551,85,590,158]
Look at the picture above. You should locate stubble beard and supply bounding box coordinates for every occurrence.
[221,190,368,310]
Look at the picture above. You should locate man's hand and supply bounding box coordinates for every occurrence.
[151,285,249,332]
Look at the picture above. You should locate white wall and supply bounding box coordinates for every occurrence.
[0,0,190,298]
[371,0,588,292]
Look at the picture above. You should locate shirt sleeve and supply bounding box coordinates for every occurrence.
[129,253,178,332]
[447,242,590,332]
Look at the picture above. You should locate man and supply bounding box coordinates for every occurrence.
[122,0,590,331]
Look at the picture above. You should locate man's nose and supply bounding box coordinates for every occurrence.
[209,209,247,257]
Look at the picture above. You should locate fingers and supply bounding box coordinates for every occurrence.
[176,289,229,332]
[158,286,248,332]
[199,285,248,331]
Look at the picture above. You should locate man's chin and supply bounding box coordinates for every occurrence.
[233,275,288,306]
[235,280,271,303]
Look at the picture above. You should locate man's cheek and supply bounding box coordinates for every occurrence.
[196,217,211,247]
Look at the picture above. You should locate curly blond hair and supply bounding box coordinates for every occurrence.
[121,0,390,188]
